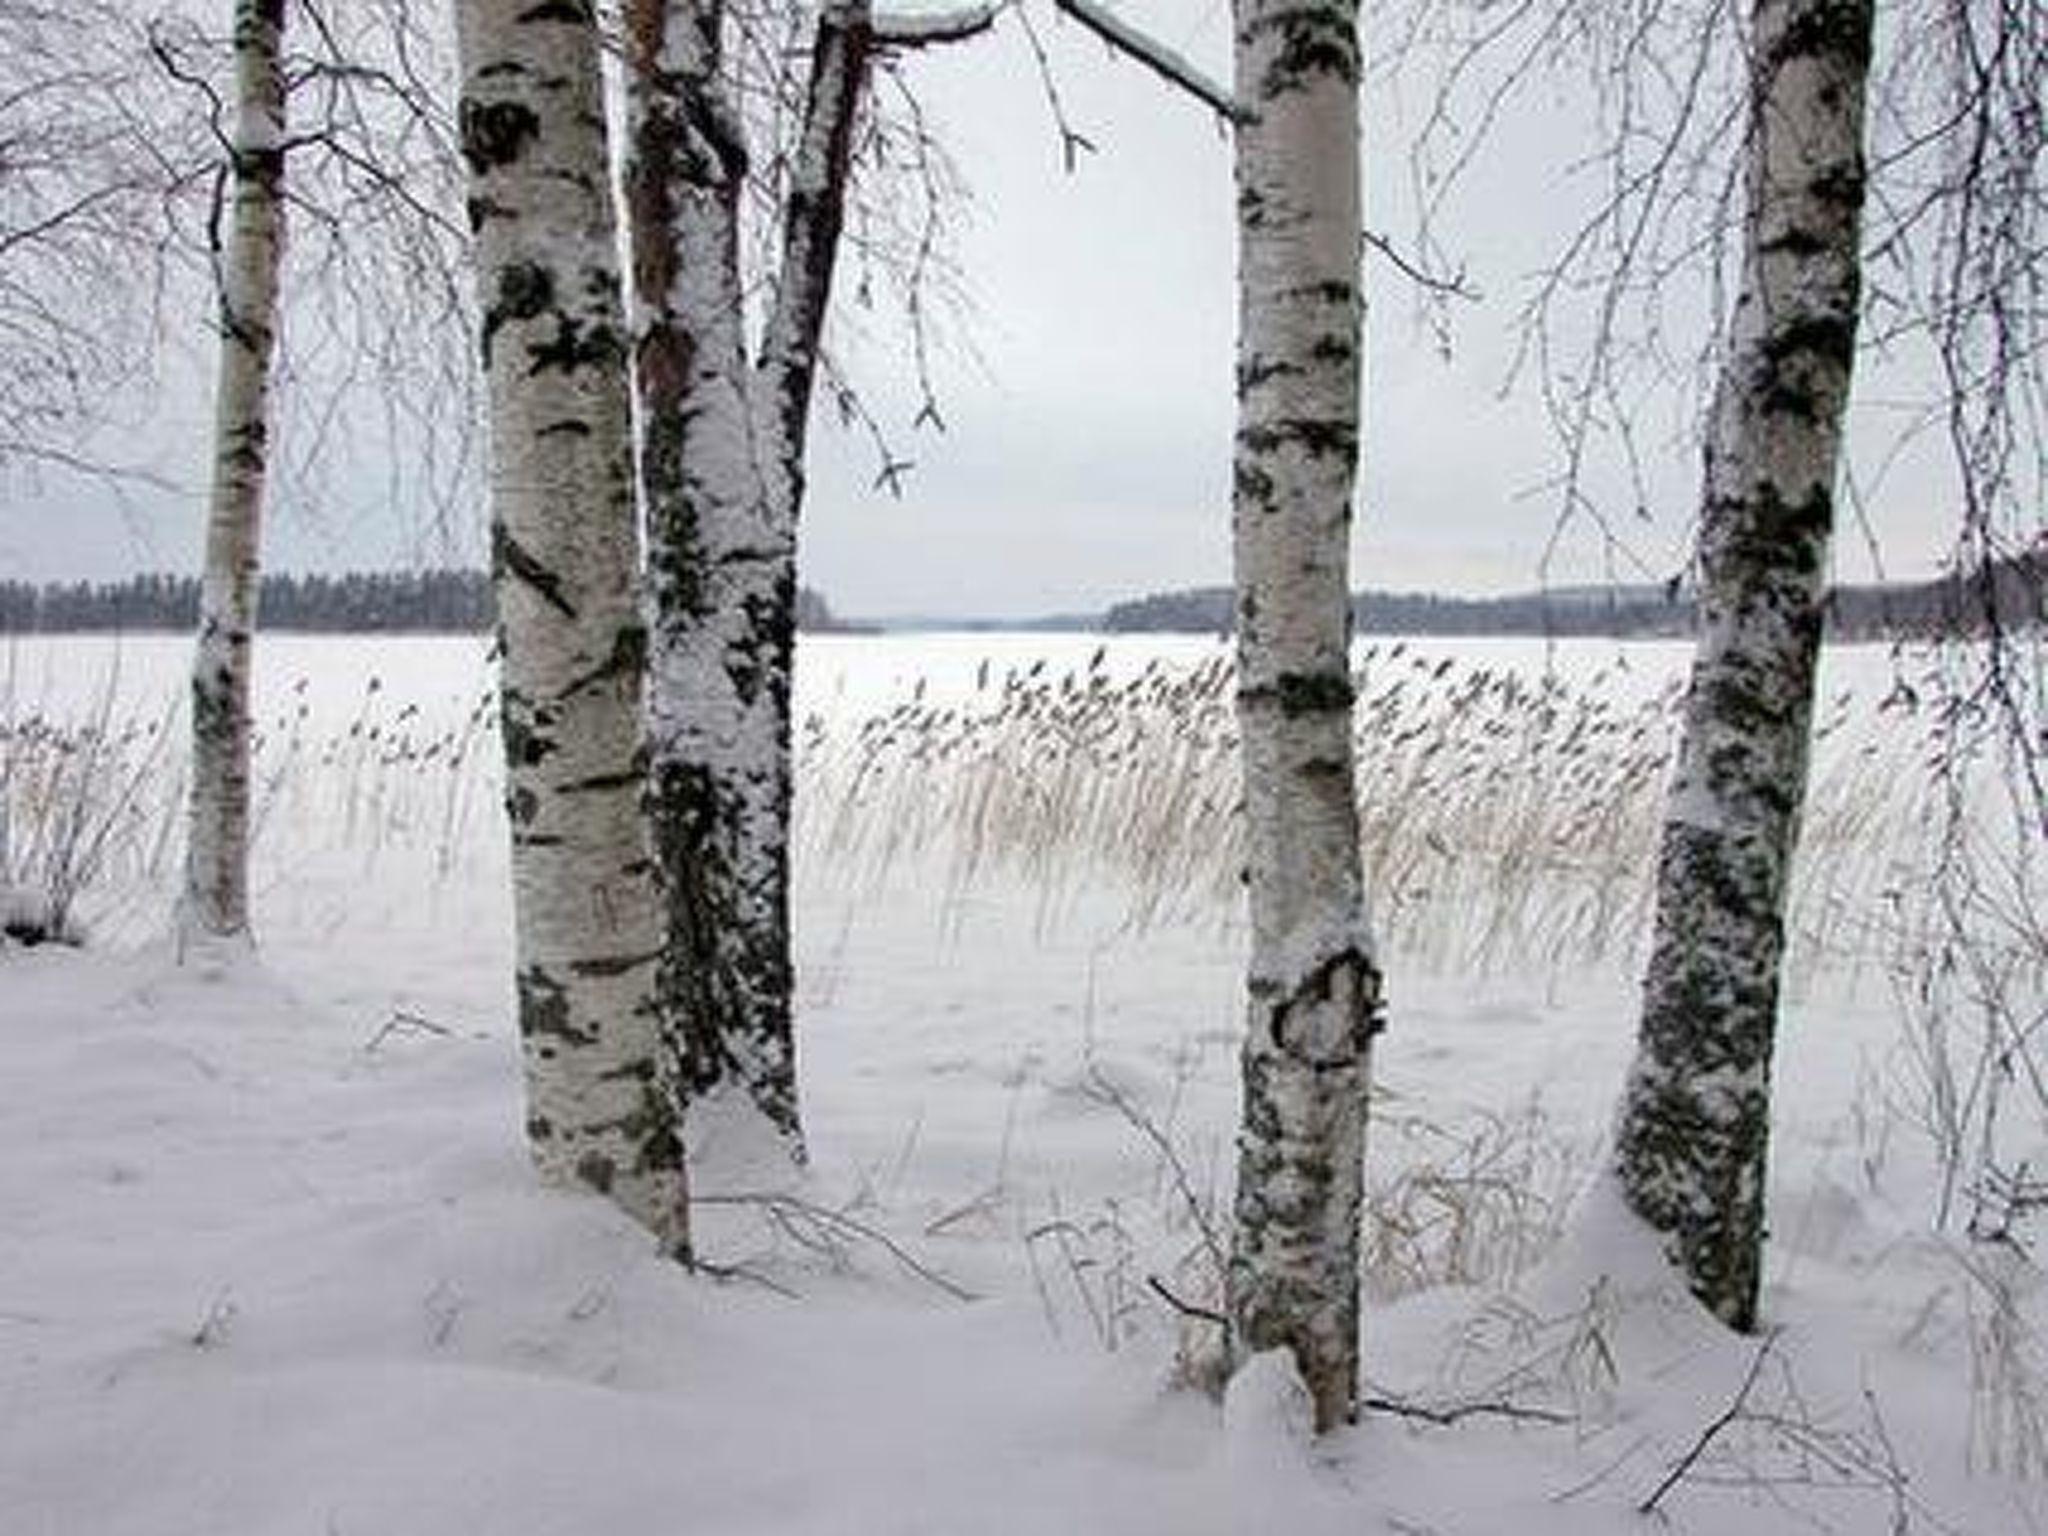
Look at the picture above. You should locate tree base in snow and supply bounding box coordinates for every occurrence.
[1,885,80,948]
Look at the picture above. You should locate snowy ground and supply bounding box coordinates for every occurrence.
[2,632,2043,1535]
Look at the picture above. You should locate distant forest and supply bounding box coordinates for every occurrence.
[4,553,2040,638]
[1106,549,2046,641]
[0,571,868,635]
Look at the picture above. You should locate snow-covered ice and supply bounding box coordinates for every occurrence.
[2,632,2041,1535]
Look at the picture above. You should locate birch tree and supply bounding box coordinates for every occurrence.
[1610,0,1872,1328]
[162,0,473,944]
[628,0,988,1163]
[456,0,687,1252]
[1047,0,1379,1428]
[183,0,289,945]
[1225,0,1381,1432]
[1399,0,2040,1323]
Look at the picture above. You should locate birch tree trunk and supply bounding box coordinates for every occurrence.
[632,0,871,1164]
[1613,0,1872,1332]
[183,0,286,945]
[456,0,687,1254]
[1225,0,1382,1434]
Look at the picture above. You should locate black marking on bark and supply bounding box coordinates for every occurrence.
[580,1072,687,1180]
[482,261,553,367]
[574,1151,616,1194]
[1277,669,1354,716]
[645,488,709,621]
[527,315,623,377]
[1758,312,1856,376]
[1767,0,1874,75]
[493,525,577,618]
[506,785,540,825]
[1239,356,1301,391]
[518,0,592,25]
[527,1113,555,1142]
[219,417,269,475]
[1240,416,1358,462]
[562,622,645,699]
[460,99,541,175]
[569,949,661,978]
[501,712,557,769]
[560,768,642,794]
[1711,484,1833,581]
[1245,5,1360,92]
[518,966,596,1048]
[1243,669,1355,716]
[1810,160,1866,209]
[465,194,513,232]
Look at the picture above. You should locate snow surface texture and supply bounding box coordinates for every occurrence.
[2,633,2043,1534]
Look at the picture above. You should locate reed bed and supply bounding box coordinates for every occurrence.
[0,663,502,940]
[797,643,1966,983]
[0,636,2022,990]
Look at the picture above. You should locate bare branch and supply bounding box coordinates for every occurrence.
[1360,225,1479,302]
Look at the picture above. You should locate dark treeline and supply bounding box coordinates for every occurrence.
[9,554,2039,638]
[2,570,493,633]
[1,571,869,635]
[1106,549,2046,640]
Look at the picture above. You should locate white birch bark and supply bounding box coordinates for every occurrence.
[1225,0,1381,1434]
[456,0,687,1254]
[183,0,286,945]
[1614,0,1872,1331]
[632,0,872,1164]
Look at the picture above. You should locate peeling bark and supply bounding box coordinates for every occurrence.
[631,0,872,1164]
[1615,0,1872,1332]
[183,0,286,946]
[1225,0,1381,1435]
[456,0,687,1254]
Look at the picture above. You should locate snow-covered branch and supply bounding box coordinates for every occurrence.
[872,4,996,47]
[1049,0,1245,124]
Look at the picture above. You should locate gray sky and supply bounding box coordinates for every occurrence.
[0,2,1966,618]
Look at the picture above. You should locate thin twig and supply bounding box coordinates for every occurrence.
[1639,1328,1781,1514]
[1360,1392,1574,1428]
[693,1191,979,1302]
[363,1006,453,1051]
[1362,226,1480,301]
[1147,1273,1227,1328]
[1081,1062,1228,1281]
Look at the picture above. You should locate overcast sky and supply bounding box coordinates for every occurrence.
[1,1,1966,619]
